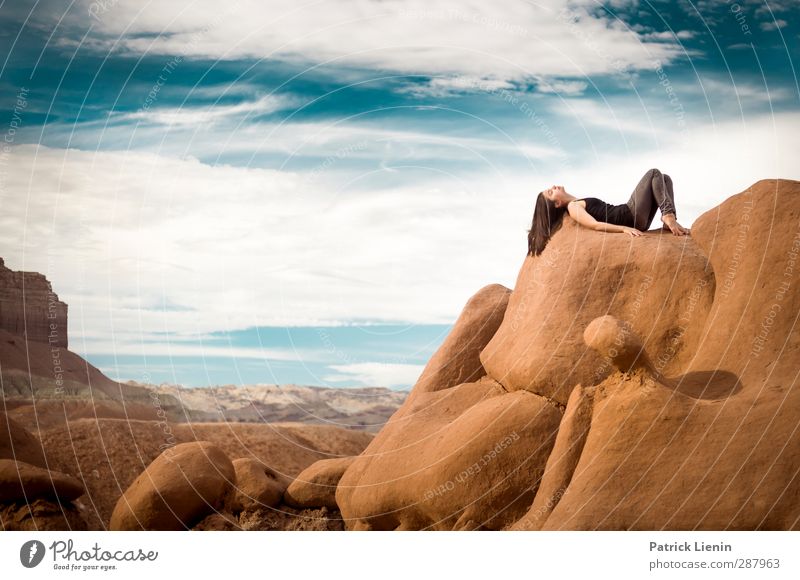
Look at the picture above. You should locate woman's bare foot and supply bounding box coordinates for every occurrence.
[661,213,690,236]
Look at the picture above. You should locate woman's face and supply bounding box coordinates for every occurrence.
[543,185,567,207]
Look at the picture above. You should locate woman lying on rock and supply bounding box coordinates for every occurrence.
[527,167,691,256]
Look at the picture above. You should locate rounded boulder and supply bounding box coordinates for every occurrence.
[109,441,234,531]
[284,456,356,509]
[230,458,289,511]
[0,412,47,468]
[0,459,84,503]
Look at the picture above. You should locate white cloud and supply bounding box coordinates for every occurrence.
[64,0,687,84]
[122,94,299,126]
[642,30,696,41]
[323,362,425,387]
[397,76,516,98]
[553,98,661,135]
[760,19,788,31]
[680,77,795,105]
[535,79,590,96]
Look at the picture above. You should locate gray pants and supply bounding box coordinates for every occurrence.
[626,168,677,231]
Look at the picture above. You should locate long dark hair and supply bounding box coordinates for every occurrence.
[527,191,568,256]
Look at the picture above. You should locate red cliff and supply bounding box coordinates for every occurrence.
[0,258,68,349]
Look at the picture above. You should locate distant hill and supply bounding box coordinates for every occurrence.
[135,381,407,430]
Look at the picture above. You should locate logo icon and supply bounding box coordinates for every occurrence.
[20,540,46,568]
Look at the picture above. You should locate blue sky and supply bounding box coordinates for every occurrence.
[1,0,798,388]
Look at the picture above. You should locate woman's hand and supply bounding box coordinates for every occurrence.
[621,226,643,237]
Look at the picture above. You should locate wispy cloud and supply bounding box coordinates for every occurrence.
[323,362,424,388]
[31,115,566,167]
[396,76,517,98]
[121,94,299,126]
[760,19,788,31]
[534,79,589,96]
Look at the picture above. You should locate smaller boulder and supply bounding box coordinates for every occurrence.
[0,498,89,530]
[0,459,84,503]
[583,315,647,373]
[109,441,234,531]
[284,456,356,509]
[230,458,289,512]
[0,412,47,468]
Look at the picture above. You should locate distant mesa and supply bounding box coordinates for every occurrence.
[0,257,67,349]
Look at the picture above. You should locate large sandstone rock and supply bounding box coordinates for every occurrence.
[109,441,234,530]
[284,456,356,509]
[230,458,289,511]
[0,459,84,502]
[0,258,68,348]
[340,179,800,531]
[0,411,47,468]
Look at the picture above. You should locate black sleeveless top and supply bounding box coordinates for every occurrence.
[577,197,634,227]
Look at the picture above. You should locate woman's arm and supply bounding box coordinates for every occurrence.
[567,201,642,236]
